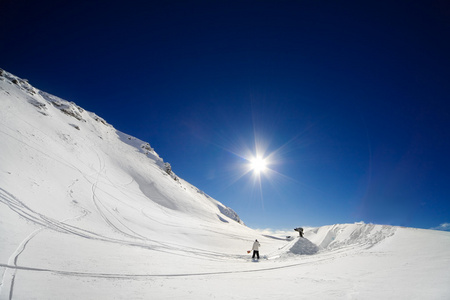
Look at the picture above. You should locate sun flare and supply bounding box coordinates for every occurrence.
[250,156,267,173]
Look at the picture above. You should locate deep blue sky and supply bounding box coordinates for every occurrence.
[1,0,449,230]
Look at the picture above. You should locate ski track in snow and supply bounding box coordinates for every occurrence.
[0,115,162,247]
[0,191,89,300]
[89,150,145,240]
[84,150,250,261]
[0,248,344,280]
[0,187,230,261]
[1,185,381,288]
[0,232,384,286]
[86,153,236,260]
[0,87,247,266]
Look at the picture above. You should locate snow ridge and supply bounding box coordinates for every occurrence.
[0,68,234,220]
[307,223,397,250]
[217,204,244,225]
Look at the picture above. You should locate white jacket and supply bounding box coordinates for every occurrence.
[252,240,260,251]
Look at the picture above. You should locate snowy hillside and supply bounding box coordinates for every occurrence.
[1,69,449,299]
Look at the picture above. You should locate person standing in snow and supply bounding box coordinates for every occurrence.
[252,239,260,259]
[294,227,304,238]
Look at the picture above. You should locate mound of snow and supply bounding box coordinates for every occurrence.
[289,237,319,255]
[306,223,397,250]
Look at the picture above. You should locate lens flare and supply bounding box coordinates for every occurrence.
[250,156,267,173]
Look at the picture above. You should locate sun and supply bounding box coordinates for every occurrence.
[250,156,267,174]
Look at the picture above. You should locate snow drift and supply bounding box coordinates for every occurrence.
[307,223,397,250]
[289,237,319,255]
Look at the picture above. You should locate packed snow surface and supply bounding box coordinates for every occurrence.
[1,69,449,299]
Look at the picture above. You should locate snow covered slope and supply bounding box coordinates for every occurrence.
[0,68,247,242]
[1,68,449,299]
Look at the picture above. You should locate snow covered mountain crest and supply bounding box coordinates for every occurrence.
[0,68,243,224]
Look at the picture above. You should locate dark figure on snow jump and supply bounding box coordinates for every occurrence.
[294,227,304,238]
[252,239,260,259]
